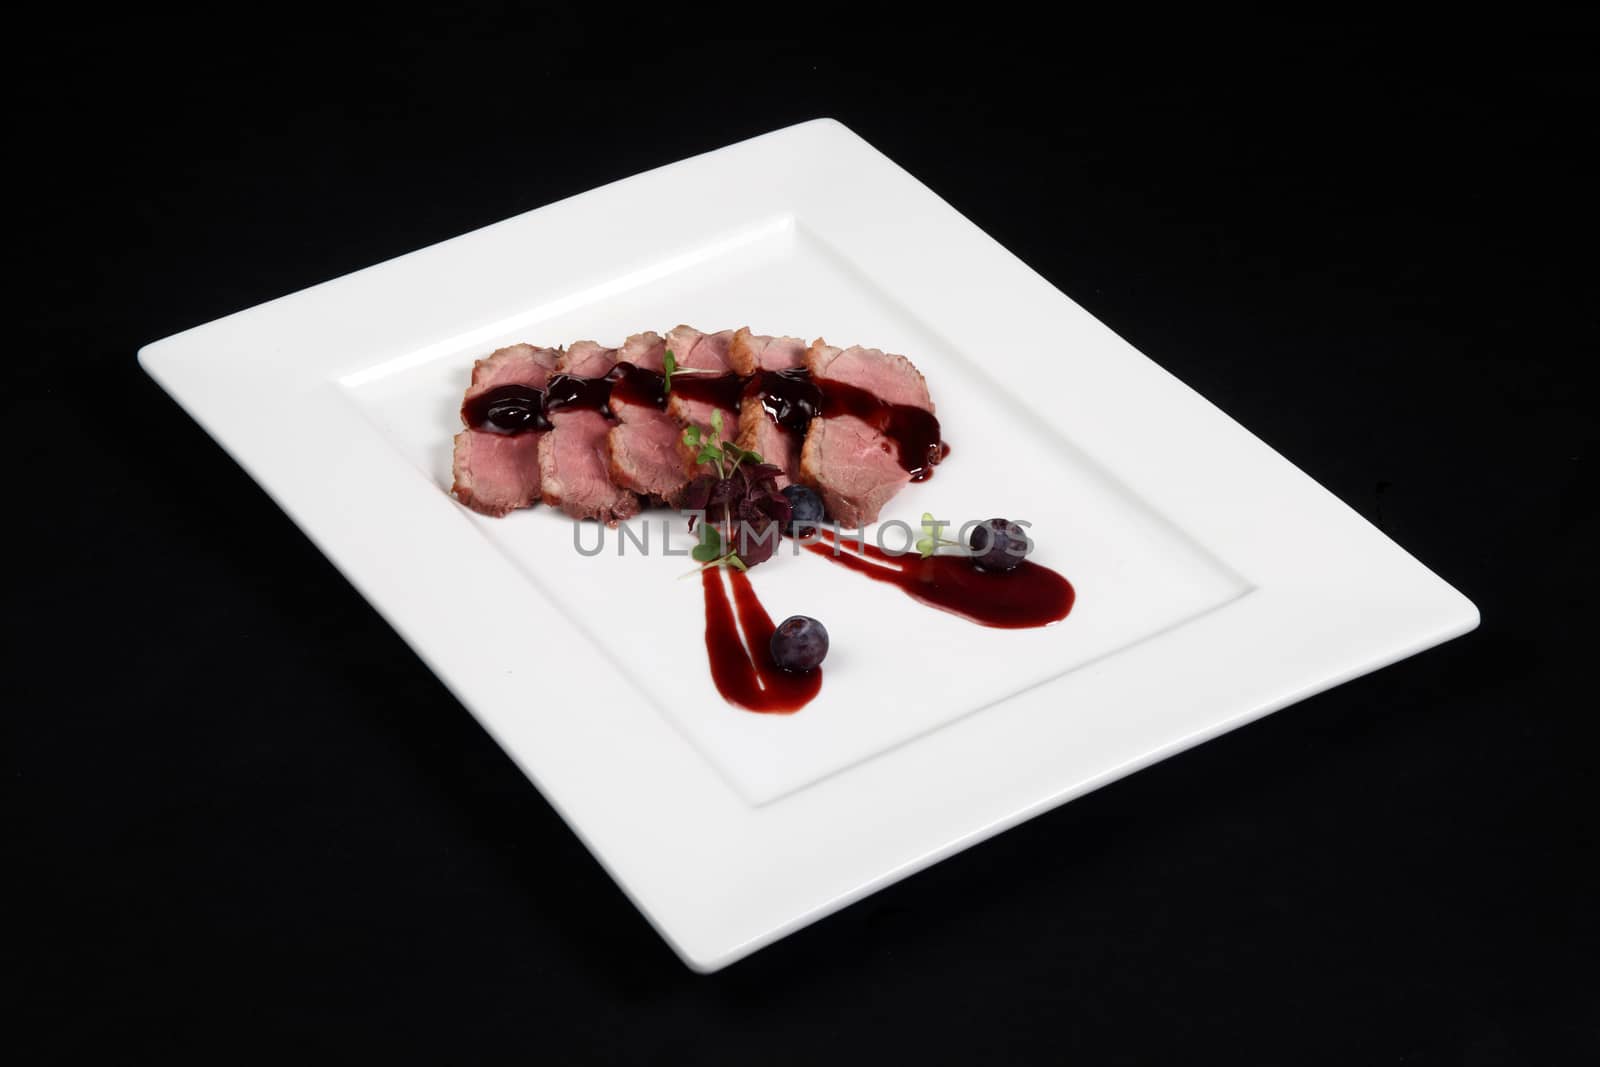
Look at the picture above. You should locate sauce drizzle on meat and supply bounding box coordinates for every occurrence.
[672,371,746,412]
[746,369,944,480]
[751,368,823,432]
[461,383,549,434]
[465,367,754,428]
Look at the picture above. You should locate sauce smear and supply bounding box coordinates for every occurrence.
[702,567,823,713]
[805,534,1073,628]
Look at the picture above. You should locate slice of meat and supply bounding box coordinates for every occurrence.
[618,331,667,373]
[604,358,694,505]
[451,343,562,517]
[659,325,740,485]
[668,393,739,444]
[606,330,699,502]
[727,327,807,375]
[731,331,817,487]
[800,415,911,529]
[538,408,641,524]
[797,339,938,526]
[608,391,692,501]
[462,343,561,412]
[450,430,543,517]
[668,390,739,485]
[736,393,801,487]
[664,324,734,371]
[804,339,933,412]
[558,340,619,378]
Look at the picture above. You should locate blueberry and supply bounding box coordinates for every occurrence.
[969,518,1030,572]
[781,484,827,535]
[770,615,829,673]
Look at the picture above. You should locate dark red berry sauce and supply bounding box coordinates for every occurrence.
[460,384,550,434]
[804,533,1073,628]
[702,567,822,713]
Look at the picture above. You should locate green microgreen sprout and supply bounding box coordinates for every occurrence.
[915,512,961,558]
[681,414,770,572]
[688,521,749,573]
[682,410,763,480]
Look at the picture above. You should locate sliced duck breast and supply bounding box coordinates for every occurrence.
[450,343,562,517]
[799,414,909,529]
[732,330,820,485]
[798,338,939,527]
[604,330,694,501]
[608,407,692,502]
[667,391,740,450]
[664,324,734,371]
[668,388,741,497]
[804,339,933,412]
[736,392,801,487]
[727,327,807,375]
[451,432,545,518]
[542,341,648,518]
[618,330,668,373]
[607,366,694,502]
[462,343,561,406]
[538,408,641,525]
[558,340,619,378]
[656,325,741,484]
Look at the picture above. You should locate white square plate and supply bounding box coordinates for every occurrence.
[140,119,1478,972]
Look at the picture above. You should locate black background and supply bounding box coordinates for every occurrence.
[12,13,1597,1064]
